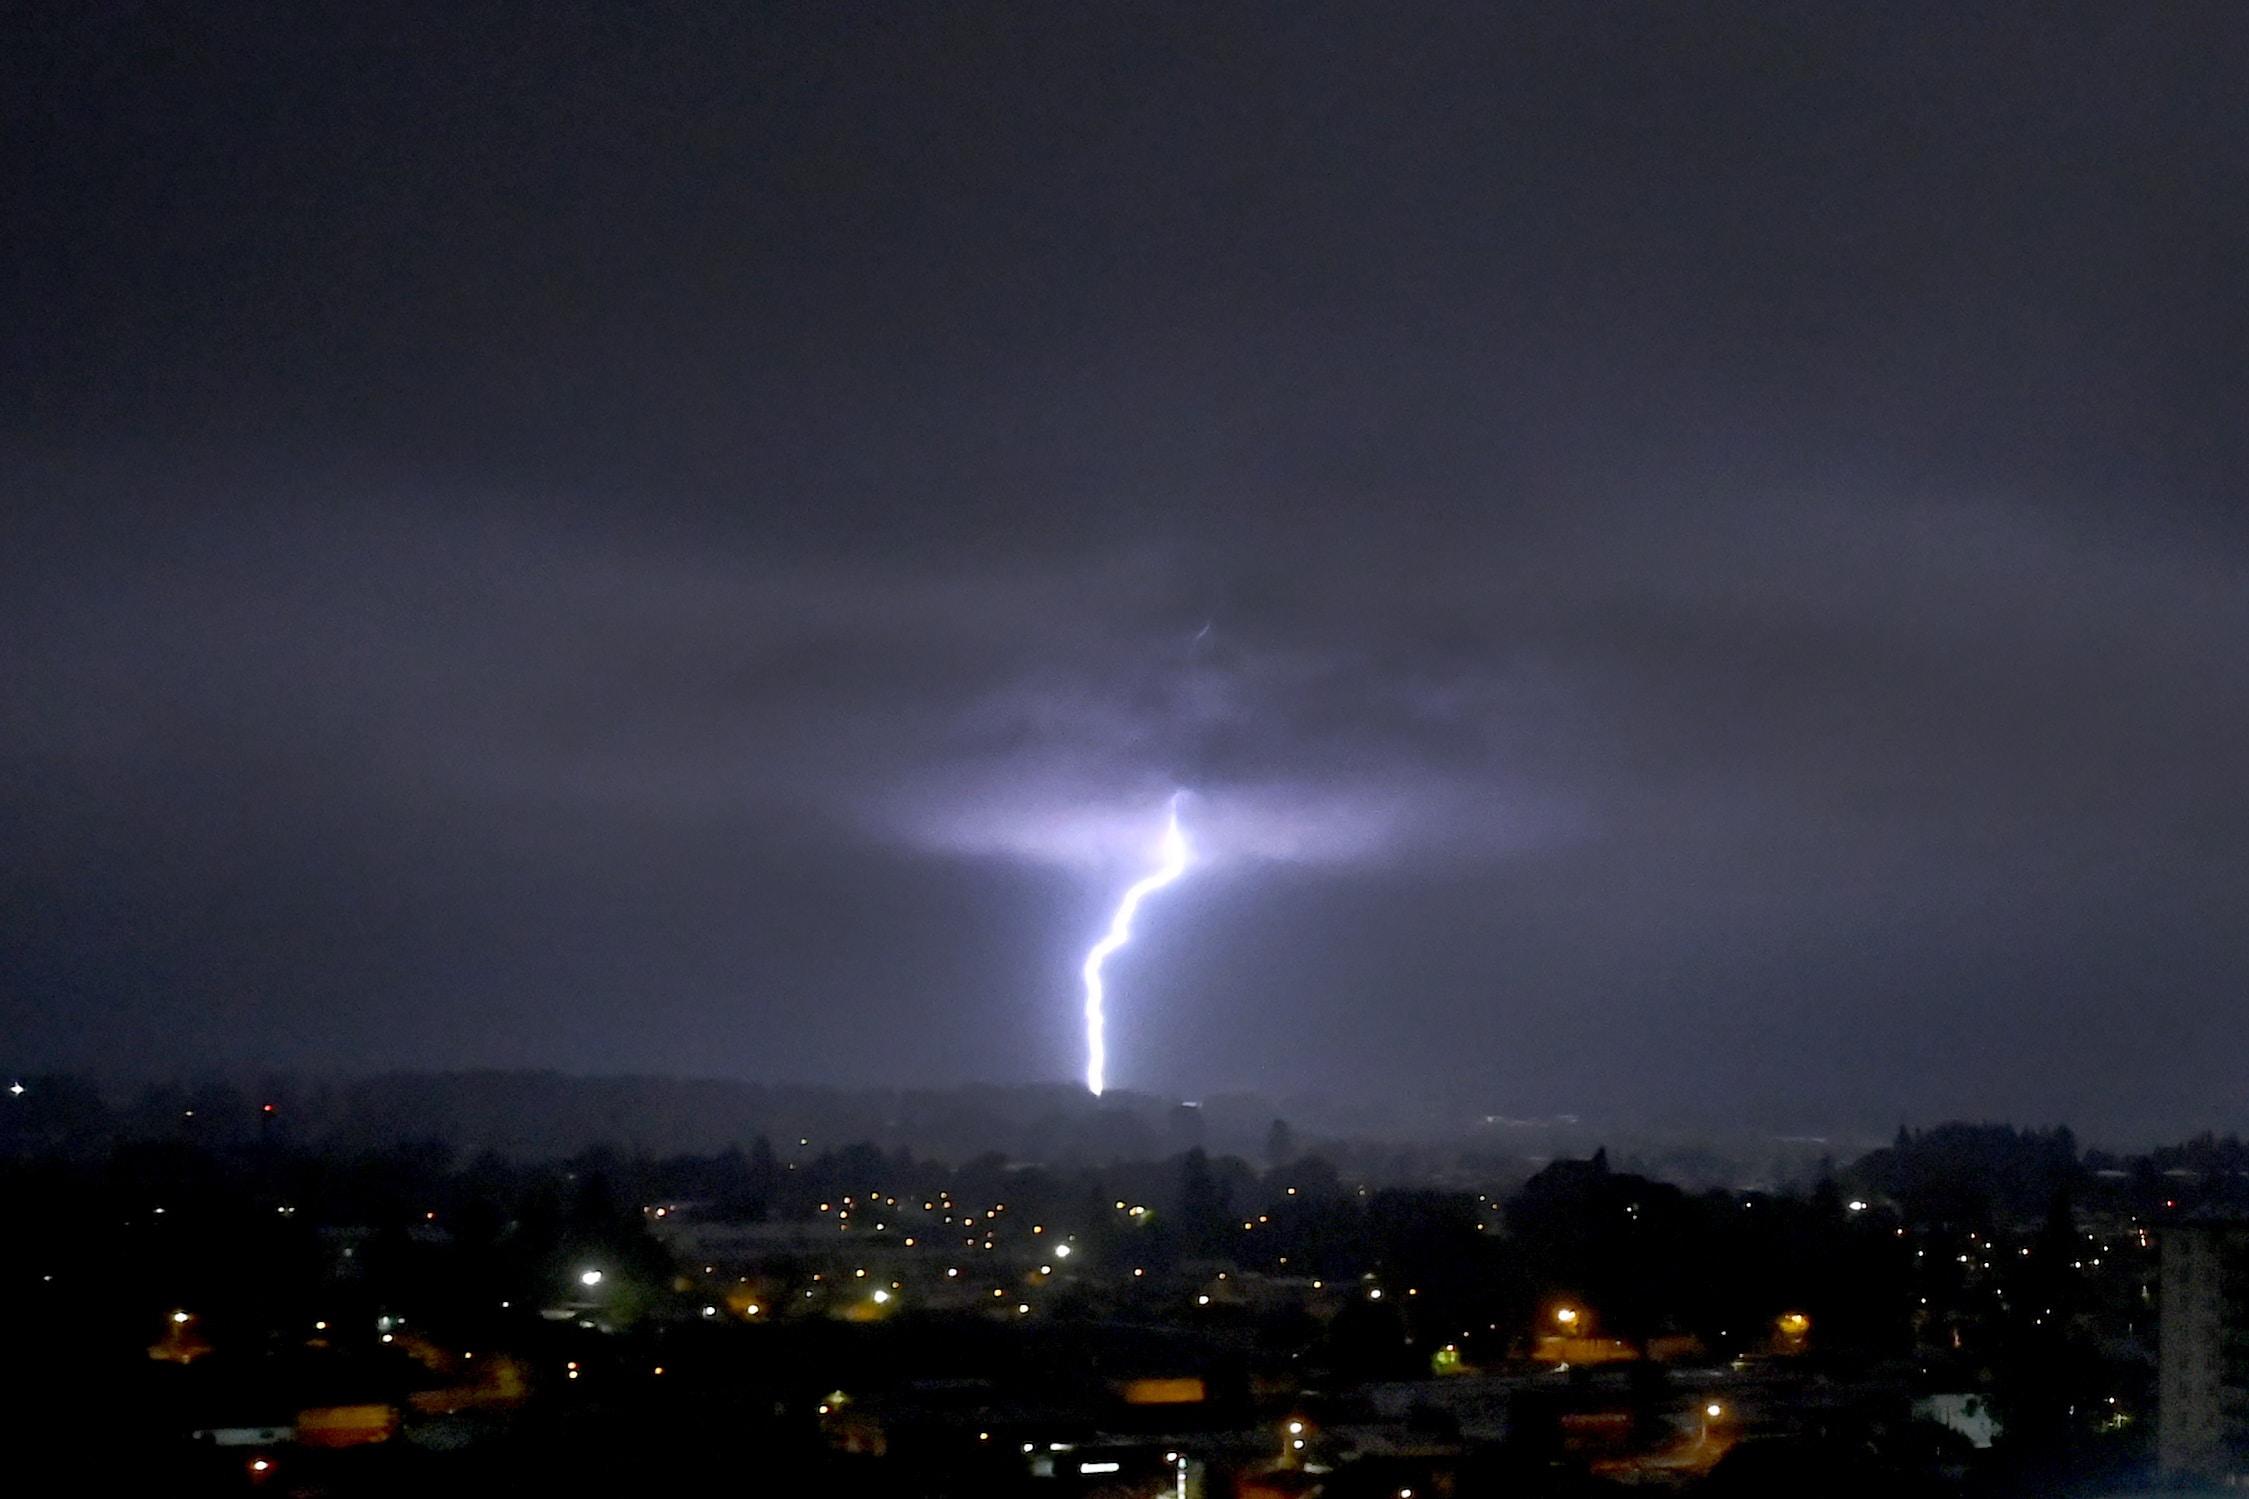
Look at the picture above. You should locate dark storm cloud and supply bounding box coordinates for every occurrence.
[5,3,2249,1131]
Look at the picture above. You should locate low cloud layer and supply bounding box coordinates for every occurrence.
[13,487,2242,887]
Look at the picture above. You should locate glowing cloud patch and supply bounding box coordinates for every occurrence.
[1081,795,1191,1095]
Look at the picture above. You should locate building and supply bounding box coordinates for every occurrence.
[2158,1221,2249,1482]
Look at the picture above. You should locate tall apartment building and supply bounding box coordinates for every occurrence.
[2160,1221,2249,1482]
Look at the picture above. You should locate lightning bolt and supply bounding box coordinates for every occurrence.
[1082,795,1192,1096]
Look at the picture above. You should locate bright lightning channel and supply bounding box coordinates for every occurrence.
[1082,796,1192,1096]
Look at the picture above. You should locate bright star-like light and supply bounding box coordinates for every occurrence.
[1081,795,1191,1095]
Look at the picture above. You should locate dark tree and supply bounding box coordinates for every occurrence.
[1266,1118,1295,1171]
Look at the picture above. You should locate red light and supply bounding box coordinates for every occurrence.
[262,1104,275,1113]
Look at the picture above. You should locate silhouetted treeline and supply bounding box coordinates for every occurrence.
[0,1071,1376,1169]
[1846,1124,2081,1227]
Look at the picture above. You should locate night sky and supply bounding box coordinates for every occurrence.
[6,4,2248,1138]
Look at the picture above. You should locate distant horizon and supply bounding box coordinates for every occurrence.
[9,1063,2234,1158]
